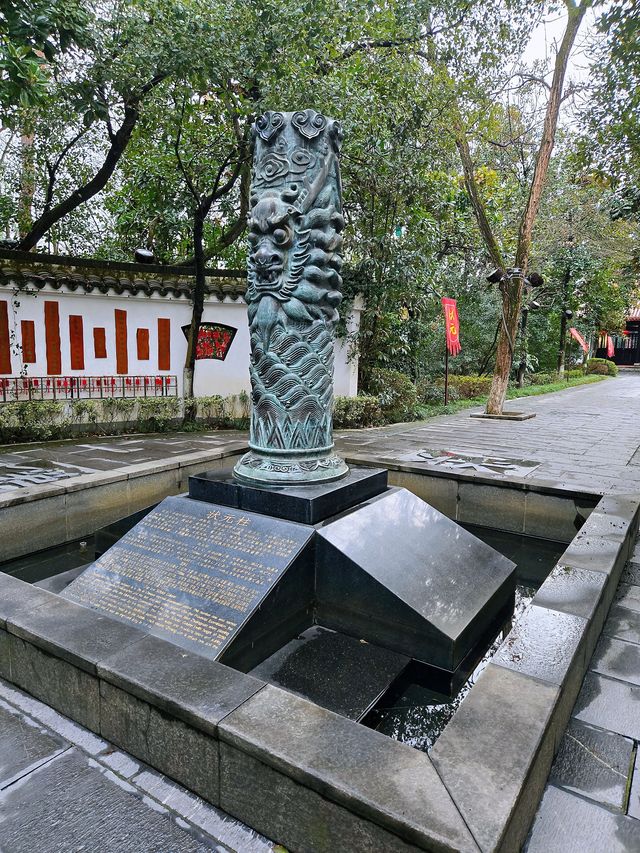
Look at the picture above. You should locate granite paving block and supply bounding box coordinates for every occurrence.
[533,564,607,621]
[525,785,640,852]
[0,572,56,629]
[0,677,108,756]
[0,748,218,852]
[7,595,146,674]
[430,664,559,853]
[559,533,626,575]
[0,701,66,788]
[387,470,458,519]
[98,634,264,736]
[99,681,219,804]
[603,604,640,646]
[2,492,67,561]
[615,583,640,614]
[65,478,129,540]
[524,491,586,542]
[590,635,640,687]
[0,628,10,680]
[594,495,640,528]
[219,684,477,851]
[456,480,526,533]
[492,605,586,686]
[621,561,640,586]
[628,749,640,820]
[220,743,446,853]
[548,719,634,810]
[10,636,100,731]
[572,671,640,740]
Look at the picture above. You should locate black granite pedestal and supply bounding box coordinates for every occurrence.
[63,465,516,701]
[189,465,388,524]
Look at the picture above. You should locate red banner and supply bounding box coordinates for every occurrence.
[442,297,461,356]
[569,327,589,353]
[607,335,615,358]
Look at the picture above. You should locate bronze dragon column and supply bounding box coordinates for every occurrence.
[233,110,349,485]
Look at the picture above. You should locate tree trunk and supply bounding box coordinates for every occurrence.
[17,120,35,238]
[183,207,207,407]
[486,273,523,413]
[17,102,141,251]
[485,1,587,414]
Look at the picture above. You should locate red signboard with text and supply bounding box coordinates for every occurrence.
[441,298,461,356]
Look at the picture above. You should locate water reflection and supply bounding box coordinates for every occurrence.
[365,584,536,752]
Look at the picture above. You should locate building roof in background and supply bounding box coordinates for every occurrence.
[0,249,247,301]
[628,305,640,322]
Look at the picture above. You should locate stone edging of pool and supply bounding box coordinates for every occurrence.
[0,484,638,852]
[0,444,246,561]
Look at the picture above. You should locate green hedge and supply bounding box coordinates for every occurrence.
[586,357,618,376]
[367,368,418,422]
[333,395,383,428]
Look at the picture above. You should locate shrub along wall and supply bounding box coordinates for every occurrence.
[0,392,251,443]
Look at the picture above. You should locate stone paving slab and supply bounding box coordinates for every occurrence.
[527,526,640,851]
[0,431,246,495]
[526,785,640,852]
[335,374,640,497]
[0,678,277,852]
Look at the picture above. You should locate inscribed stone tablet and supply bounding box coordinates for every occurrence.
[63,496,313,660]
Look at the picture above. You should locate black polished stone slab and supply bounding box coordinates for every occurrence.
[250,626,409,720]
[188,466,388,524]
[315,487,516,671]
[63,495,314,666]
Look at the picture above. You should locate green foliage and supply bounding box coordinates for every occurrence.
[137,397,180,431]
[0,0,91,115]
[442,375,492,399]
[586,358,619,377]
[367,368,418,422]
[70,399,99,424]
[333,395,383,429]
[0,401,67,441]
[101,397,136,424]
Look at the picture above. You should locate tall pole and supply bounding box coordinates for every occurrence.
[444,345,449,405]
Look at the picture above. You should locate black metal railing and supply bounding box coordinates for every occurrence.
[0,374,178,402]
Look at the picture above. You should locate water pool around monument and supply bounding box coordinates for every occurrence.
[1,520,565,754]
[362,525,565,752]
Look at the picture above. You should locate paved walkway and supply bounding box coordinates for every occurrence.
[526,542,640,851]
[336,373,640,496]
[0,678,276,853]
[1,374,638,500]
[0,432,246,495]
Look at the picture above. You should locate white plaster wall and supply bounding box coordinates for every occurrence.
[1,285,360,398]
